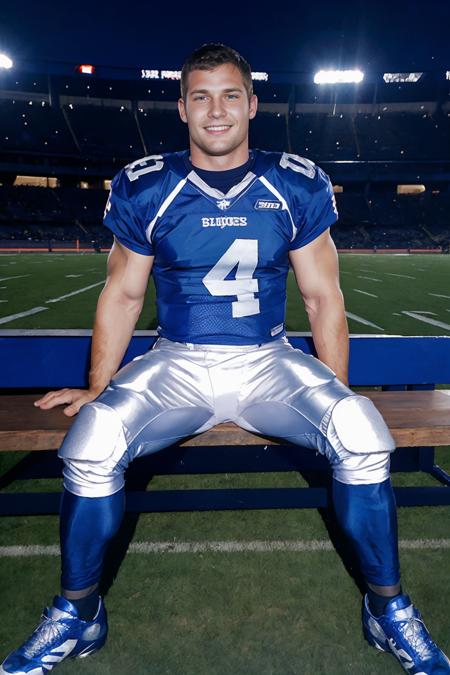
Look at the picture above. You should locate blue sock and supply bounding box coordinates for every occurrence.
[60,487,125,591]
[66,589,100,621]
[367,586,402,617]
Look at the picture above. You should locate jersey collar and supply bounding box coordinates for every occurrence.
[186,169,257,200]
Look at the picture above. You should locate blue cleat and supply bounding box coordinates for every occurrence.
[1,595,107,674]
[363,593,450,674]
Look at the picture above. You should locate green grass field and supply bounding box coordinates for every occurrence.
[0,252,450,334]
[0,252,449,674]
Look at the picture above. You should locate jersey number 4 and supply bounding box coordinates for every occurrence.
[202,239,260,318]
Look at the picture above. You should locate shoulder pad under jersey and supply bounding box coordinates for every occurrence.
[114,150,189,206]
[254,150,337,248]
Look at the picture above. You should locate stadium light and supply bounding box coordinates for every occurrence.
[383,72,423,83]
[0,54,13,69]
[314,69,364,84]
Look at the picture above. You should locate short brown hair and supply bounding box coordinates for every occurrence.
[180,43,253,100]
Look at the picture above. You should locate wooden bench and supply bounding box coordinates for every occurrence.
[2,390,450,452]
[0,332,450,514]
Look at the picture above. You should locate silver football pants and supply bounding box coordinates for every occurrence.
[59,337,396,497]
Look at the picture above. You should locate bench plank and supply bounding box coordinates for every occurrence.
[1,391,450,452]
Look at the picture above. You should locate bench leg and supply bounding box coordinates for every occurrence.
[430,464,450,487]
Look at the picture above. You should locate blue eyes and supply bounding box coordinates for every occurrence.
[193,94,239,102]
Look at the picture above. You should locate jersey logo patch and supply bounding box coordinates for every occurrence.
[216,199,231,210]
[254,200,282,210]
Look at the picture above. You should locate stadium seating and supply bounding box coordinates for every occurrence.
[0,99,76,155]
[2,185,450,250]
[1,68,450,249]
[63,103,144,158]
[290,113,358,160]
[138,108,188,154]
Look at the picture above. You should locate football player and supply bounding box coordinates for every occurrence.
[2,44,449,675]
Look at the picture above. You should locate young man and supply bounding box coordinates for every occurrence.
[2,44,449,675]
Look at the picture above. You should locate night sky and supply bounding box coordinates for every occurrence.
[0,0,449,75]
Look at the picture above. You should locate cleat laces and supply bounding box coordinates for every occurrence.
[22,617,67,659]
[400,616,437,661]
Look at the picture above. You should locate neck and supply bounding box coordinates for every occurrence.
[189,145,250,171]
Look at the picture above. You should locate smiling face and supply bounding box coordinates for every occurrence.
[178,63,258,170]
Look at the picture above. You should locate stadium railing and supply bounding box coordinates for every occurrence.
[0,330,449,516]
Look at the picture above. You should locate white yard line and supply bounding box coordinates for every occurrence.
[429,293,450,299]
[0,282,104,325]
[0,307,48,325]
[65,274,83,278]
[401,311,450,331]
[357,276,382,282]
[0,538,448,558]
[0,274,30,282]
[352,289,378,298]
[345,311,384,330]
[385,273,416,279]
[46,281,104,304]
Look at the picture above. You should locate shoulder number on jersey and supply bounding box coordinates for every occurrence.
[280,153,316,179]
[125,155,164,182]
[202,239,260,318]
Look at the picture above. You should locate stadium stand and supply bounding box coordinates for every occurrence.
[138,107,188,153]
[1,64,449,250]
[290,112,358,160]
[0,98,76,155]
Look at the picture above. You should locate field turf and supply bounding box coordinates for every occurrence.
[0,252,449,674]
[0,252,449,334]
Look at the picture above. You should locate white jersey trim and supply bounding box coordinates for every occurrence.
[187,171,257,200]
[145,178,187,244]
[258,176,298,241]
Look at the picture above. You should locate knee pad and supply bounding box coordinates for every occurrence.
[333,450,391,484]
[59,400,128,498]
[325,395,395,484]
[58,390,214,498]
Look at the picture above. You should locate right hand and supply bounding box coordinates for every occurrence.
[34,388,103,417]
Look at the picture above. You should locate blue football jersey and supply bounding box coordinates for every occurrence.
[103,150,338,345]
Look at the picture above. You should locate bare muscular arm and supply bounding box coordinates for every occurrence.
[35,238,154,416]
[289,229,349,385]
